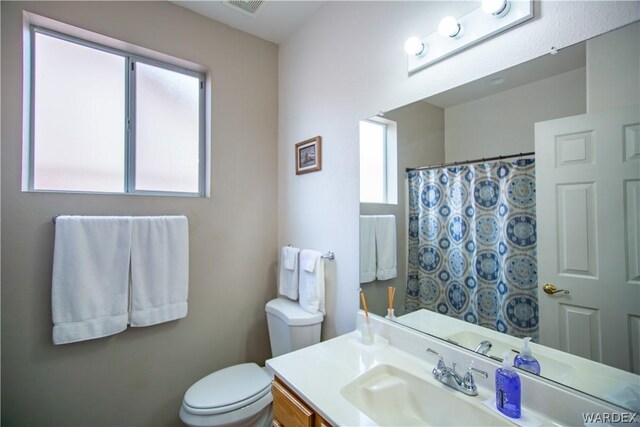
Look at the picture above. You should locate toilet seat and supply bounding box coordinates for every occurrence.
[182,363,272,416]
[180,392,272,427]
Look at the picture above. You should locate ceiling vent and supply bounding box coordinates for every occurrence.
[223,0,266,17]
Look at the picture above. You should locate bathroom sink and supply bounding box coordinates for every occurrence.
[340,364,513,426]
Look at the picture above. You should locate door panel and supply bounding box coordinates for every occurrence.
[559,303,602,361]
[536,104,640,372]
[556,183,597,277]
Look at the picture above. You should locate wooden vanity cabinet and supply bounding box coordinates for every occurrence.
[272,376,332,427]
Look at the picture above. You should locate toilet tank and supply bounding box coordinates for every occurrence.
[265,298,323,357]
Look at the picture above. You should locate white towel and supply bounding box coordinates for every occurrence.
[375,215,397,280]
[359,216,376,283]
[52,216,132,345]
[130,216,189,327]
[299,250,325,315]
[278,246,300,300]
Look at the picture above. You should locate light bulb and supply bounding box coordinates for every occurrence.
[404,36,425,56]
[481,0,510,17]
[438,16,461,38]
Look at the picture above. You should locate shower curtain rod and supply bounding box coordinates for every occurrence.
[405,151,535,173]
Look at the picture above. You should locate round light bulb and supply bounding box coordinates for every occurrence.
[481,0,510,17]
[438,16,461,38]
[404,36,425,56]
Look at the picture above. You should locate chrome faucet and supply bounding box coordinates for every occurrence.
[474,340,493,355]
[426,348,488,396]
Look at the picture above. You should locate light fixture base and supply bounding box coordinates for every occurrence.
[407,0,533,74]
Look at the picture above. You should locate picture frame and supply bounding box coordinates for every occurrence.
[295,136,322,175]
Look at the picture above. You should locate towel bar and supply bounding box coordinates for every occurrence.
[321,251,335,261]
[288,244,335,261]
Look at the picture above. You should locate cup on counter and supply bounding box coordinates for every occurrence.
[357,315,375,345]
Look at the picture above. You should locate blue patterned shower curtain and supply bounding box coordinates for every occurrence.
[405,159,539,341]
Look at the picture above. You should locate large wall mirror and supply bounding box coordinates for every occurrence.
[359,21,640,412]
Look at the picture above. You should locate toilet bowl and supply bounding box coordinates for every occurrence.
[179,298,323,427]
[179,363,272,427]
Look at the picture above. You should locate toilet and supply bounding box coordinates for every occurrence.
[179,298,324,427]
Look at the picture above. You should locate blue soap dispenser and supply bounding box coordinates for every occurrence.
[495,352,521,418]
[514,337,541,375]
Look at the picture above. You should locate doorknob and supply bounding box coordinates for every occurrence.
[543,283,570,295]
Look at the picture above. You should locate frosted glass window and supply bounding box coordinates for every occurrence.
[26,28,205,196]
[33,32,125,192]
[135,63,200,193]
[360,120,387,203]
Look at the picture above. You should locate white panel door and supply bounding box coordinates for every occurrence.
[536,104,640,372]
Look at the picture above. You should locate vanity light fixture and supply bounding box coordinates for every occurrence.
[438,16,462,38]
[406,0,532,74]
[404,36,426,57]
[481,0,510,18]
[438,16,462,39]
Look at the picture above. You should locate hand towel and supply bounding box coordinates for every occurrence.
[375,215,397,280]
[299,250,325,315]
[359,216,376,283]
[130,216,189,327]
[52,216,132,345]
[278,246,300,300]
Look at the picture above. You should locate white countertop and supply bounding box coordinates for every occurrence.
[266,331,516,427]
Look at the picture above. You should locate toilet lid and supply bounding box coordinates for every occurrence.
[184,363,272,414]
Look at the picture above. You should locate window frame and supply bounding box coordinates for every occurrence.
[362,119,389,204]
[359,117,398,205]
[26,25,206,197]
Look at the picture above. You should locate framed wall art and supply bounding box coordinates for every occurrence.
[295,136,322,175]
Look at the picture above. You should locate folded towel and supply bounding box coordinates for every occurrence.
[282,246,298,271]
[278,246,300,300]
[52,216,132,345]
[359,216,376,283]
[375,215,397,280]
[130,216,189,327]
[299,250,325,314]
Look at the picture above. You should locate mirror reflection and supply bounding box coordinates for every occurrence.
[359,22,640,412]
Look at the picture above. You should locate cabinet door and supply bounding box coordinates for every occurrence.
[314,414,331,427]
[272,378,314,427]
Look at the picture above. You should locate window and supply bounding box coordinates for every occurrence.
[26,27,205,196]
[359,118,397,204]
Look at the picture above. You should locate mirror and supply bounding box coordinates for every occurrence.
[359,21,640,412]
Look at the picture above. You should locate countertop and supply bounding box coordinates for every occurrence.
[266,331,512,426]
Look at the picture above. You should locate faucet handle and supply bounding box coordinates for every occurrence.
[463,361,488,388]
[468,366,488,378]
[426,348,446,368]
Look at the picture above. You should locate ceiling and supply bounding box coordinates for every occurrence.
[171,1,326,44]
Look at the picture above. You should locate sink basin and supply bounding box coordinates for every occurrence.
[340,364,513,426]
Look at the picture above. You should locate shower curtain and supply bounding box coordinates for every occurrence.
[405,159,539,341]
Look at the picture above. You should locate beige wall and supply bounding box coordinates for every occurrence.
[1,2,278,426]
[587,22,640,113]
[444,67,587,161]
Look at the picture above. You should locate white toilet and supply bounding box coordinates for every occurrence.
[179,298,324,427]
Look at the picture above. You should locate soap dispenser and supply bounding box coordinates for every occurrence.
[495,352,521,418]
[514,337,541,375]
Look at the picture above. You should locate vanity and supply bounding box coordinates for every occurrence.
[267,312,629,426]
